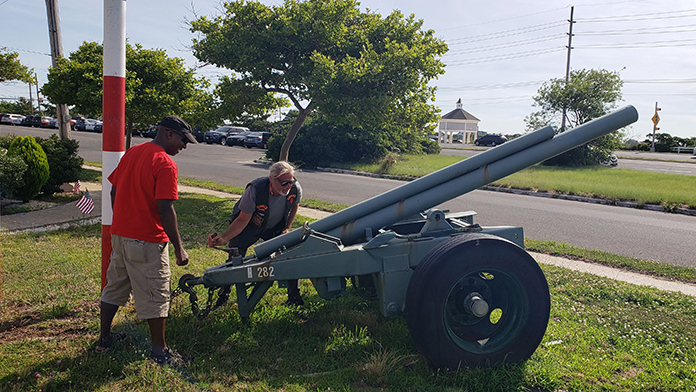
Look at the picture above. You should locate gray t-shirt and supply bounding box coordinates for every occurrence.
[237,180,303,229]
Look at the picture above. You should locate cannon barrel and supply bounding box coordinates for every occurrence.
[255,105,638,258]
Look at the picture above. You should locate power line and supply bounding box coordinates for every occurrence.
[3,46,51,56]
[624,78,696,84]
[444,47,565,66]
[578,23,696,36]
[576,38,696,49]
[436,81,547,90]
[446,21,566,45]
[438,6,568,31]
[578,9,696,23]
[444,34,565,56]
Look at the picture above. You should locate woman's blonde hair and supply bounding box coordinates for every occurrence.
[269,161,295,178]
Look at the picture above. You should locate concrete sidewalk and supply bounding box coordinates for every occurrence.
[3,180,696,299]
[0,181,328,234]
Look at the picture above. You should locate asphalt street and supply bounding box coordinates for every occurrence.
[2,125,695,267]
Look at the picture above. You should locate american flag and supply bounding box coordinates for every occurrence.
[73,180,81,194]
[76,190,95,214]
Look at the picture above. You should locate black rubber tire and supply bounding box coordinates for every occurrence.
[474,141,480,146]
[405,233,550,369]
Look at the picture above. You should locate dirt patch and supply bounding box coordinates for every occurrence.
[0,301,99,344]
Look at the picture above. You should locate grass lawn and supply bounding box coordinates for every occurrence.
[341,154,696,209]
[2,193,696,391]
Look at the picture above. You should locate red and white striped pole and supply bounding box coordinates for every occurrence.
[101,0,126,288]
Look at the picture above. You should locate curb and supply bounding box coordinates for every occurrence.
[314,167,696,217]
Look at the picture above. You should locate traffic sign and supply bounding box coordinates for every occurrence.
[651,112,660,126]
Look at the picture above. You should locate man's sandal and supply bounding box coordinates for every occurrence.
[95,332,126,353]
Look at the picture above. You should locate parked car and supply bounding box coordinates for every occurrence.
[74,118,88,131]
[192,126,205,142]
[21,115,39,127]
[38,116,53,128]
[49,117,77,129]
[225,131,252,146]
[204,125,248,144]
[243,132,273,149]
[601,153,619,167]
[147,125,158,138]
[1,114,24,125]
[75,118,100,132]
[85,119,102,132]
[474,134,507,147]
[203,129,227,144]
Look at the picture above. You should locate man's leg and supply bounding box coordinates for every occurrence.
[99,301,119,340]
[148,317,167,356]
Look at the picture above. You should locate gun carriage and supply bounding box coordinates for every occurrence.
[180,106,638,369]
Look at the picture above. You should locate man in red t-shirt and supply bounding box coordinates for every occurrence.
[97,115,197,367]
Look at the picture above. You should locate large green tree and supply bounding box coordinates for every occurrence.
[525,68,625,166]
[190,0,447,161]
[0,48,34,83]
[42,42,214,148]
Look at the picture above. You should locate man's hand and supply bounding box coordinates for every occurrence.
[207,233,224,247]
[175,248,189,266]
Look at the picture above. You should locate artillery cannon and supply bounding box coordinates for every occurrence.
[180,106,638,369]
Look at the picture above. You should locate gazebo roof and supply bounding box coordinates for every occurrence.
[441,108,480,121]
[440,99,480,122]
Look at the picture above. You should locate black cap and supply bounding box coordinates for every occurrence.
[159,115,197,144]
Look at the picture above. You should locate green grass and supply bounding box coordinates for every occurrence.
[2,193,696,391]
[495,166,696,209]
[337,154,462,177]
[341,154,696,209]
[178,176,348,213]
[526,239,696,285]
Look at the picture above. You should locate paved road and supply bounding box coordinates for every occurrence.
[439,145,696,176]
[3,125,695,267]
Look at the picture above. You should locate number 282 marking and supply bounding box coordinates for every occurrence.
[257,266,274,278]
[246,266,275,279]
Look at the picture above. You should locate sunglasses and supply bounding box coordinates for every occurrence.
[169,129,189,145]
[277,178,296,187]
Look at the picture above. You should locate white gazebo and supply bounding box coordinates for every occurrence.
[438,99,480,144]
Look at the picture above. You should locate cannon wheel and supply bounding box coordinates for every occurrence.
[405,233,550,369]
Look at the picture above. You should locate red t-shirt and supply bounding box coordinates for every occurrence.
[108,142,178,243]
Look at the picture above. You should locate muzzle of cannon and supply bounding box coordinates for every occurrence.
[183,105,639,369]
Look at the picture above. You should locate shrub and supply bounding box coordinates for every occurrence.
[0,148,28,199]
[35,134,84,195]
[0,133,17,149]
[7,136,50,201]
[267,119,439,167]
[419,137,441,155]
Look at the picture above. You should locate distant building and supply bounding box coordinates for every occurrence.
[438,99,480,144]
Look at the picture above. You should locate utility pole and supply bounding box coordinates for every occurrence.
[561,6,575,132]
[28,83,34,115]
[45,0,71,139]
[35,72,42,115]
[650,102,661,152]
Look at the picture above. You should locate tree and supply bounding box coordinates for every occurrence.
[0,47,34,83]
[190,0,447,161]
[0,97,33,115]
[42,42,214,148]
[525,69,624,166]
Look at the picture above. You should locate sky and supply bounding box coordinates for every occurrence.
[2,0,695,140]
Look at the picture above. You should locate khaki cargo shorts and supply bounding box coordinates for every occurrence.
[101,234,171,319]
